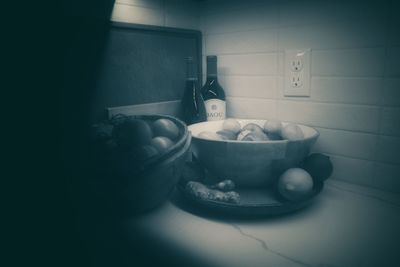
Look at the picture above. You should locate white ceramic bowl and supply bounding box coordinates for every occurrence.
[188,119,319,187]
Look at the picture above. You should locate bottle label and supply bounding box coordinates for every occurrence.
[204,99,226,121]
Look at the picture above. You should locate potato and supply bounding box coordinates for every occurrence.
[242,123,264,135]
[281,123,304,141]
[222,119,241,134]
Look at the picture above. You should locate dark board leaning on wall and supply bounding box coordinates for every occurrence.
[91,22,202,123]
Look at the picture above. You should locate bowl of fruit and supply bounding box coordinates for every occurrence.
[90,114,191,215]
[188,118,319,187]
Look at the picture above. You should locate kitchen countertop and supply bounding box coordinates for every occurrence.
[120,179,400,267]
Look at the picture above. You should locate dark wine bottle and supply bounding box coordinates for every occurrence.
[201,55,226,121]
[181,57,207,125]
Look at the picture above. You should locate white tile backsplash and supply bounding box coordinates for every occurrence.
[310,77,383,105]
[328,155,375,186]
[385,47,400,77]
[376,136,400,164]
[277,101,380,133]
[388,1,400,46]
[311,48,386,77]
[217,53,278,76]
[219,75,277,99]
[388,27,400,46]
[165,0,201,29]
[382,79,400,106]
[205,29,277,55]
[278,21,386,50]
[312,128,378,161]
[202,0,277,15]
[380,108,400,136]
[278,0,387,27]
[111,3,164,26]
[373,163,400,193]
[201,4,278,34]
[227,97,277,119]
[165,10,199,29]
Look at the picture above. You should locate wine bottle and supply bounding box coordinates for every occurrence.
[181,57,207,125]
[201,55,226,121]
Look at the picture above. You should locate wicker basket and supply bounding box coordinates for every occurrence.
[90,114,190,215]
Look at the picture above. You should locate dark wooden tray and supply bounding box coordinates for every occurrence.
[176,162,324,217]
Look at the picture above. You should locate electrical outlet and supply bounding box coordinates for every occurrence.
[284,49,311,97]
[291,59,303,72]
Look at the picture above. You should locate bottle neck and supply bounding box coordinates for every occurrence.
[186,58,197,81]
[206,57,217,79]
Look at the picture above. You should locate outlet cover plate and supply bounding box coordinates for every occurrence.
[284,49,311,97]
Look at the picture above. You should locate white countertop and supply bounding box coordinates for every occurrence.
[122,180,400,267]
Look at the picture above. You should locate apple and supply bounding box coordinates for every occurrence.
[112,119,153,150]
[151,136,174,153]
[152,118,180,140]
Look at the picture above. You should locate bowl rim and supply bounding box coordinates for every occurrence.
[188,119,319,144]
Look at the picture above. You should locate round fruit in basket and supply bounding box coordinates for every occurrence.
[91,114,190,215]
[112,118,153,150]
[151,136,174,153]
[152,118,180,140]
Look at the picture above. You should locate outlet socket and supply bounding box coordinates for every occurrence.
[284,49,311,97]
[291,73,303,87]
[291,59,303,72]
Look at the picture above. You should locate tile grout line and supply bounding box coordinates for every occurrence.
[230,96,386,109]
[220,74,400,80]
[203,46,394,57]
[316,152,400,169]
[327,183,400,208]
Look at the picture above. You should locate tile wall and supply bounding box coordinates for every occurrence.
[111,0,400,192]
[111,0,201,29]
[201,0,400,192]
